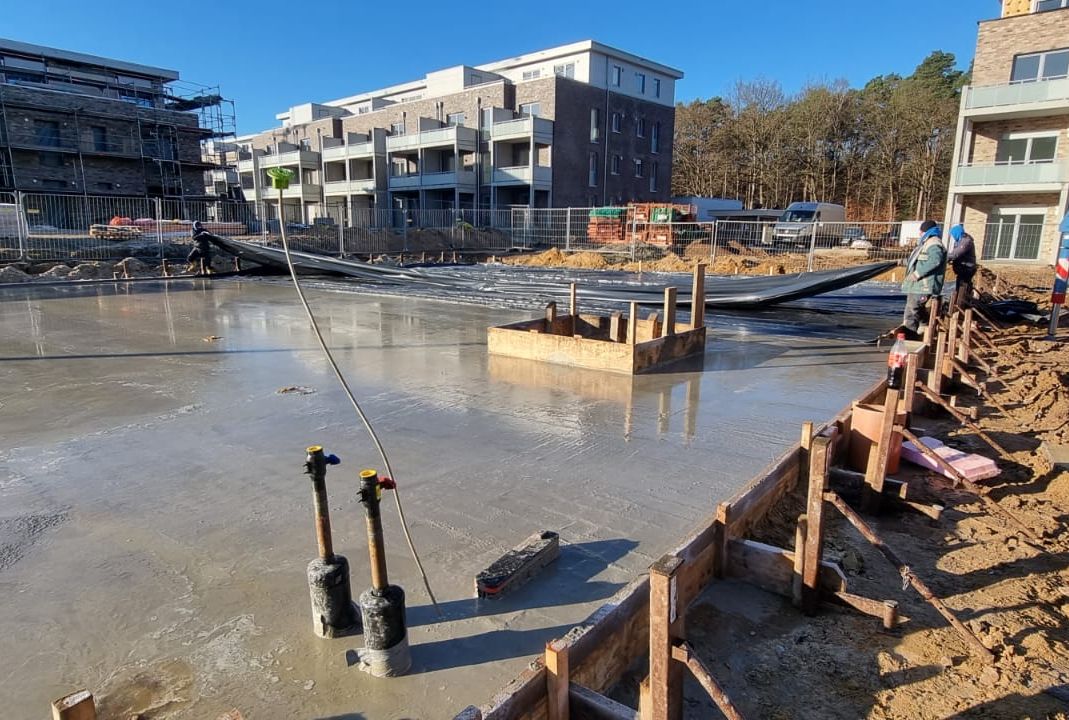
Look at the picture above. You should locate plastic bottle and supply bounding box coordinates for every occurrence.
[886,332,908,390]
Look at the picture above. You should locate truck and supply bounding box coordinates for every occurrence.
[767,202,847,248]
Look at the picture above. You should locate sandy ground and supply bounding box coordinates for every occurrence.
[627,267,1069,719]
[0,278,892,719]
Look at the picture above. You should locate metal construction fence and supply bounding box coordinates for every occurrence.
[3,191,1042,270]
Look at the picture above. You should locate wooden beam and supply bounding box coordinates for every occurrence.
[958,309,973,363]
[928,329,947,397]
[570,283,578,317]
[902,353,920,417]
[546,639,570,720]
[628,302,639,347]
[670,642,745,720]
[862,388,900,513]
[648,555,685,720]
[792,514,807,608]
[662,286,677,337]
[691,264,705,328]
[944,312,960,382]
[726,538,846,597]
[828,466,909,501]
[570,683,640,720]
[546,301,557,328]
[923,297,941,347]
[609,311,623,343]
[803,434,832,614]
[827,591,900,630]
[711,503,729,579]
[50,691,95,720]
[798,420,814,494]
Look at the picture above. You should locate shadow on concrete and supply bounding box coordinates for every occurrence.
[408,537,639,629]
[413,622,577,673]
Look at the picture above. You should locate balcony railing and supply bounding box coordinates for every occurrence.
[252,183,322,199]
[387,169,476,189]
[955,160,1068,187]
[964,77,1069,112]
[257,149,321,167]
[323,178,377,195]
[493,165,552,185]
[491,116,554,142]
[386,126,478,152]
[321,141,376,162]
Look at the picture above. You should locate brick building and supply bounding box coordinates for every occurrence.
[236,41,682,222]
[944,0,1069,264]
[0,37,234,200]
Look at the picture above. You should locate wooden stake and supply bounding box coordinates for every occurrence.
[670,642,745,720]
[51,690,96,720]
[662,286,677,337]
[546,639,570,720]
[569,282,578,317]
[929,329,947,397]
[609,310,623,343]
[691,264,706,329]
[648,555,685,720]
[958,309,973,364]
[915,383,1009,457]
[944,313,960,382]
[862,387,901,513]
[902,354,920,417]
[824,489,995,664]
[545,301,557,328]
[793,514,807,608]
[628,301,639,346]
[711,502,729,579]
[923,297,941,347]
[802,434,832,614]
[798,420,814,490]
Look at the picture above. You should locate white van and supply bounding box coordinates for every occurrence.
[768,202,847,247]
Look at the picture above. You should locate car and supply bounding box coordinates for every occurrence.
[841,226,868,247]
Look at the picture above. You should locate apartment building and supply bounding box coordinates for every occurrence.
[0,38,234,199]
[944,0,1069,265]
[236,41,682,223]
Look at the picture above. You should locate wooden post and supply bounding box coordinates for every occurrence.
[569,283,578,336]
[798,420,814,490]
[51,690,96,720]
[663,286,677,337]
[902,353,920,418]
[545,301,557,330]
[943,312,960,382]
[928,329,947,397]
[711,502,730,579]
[793,514,807,608]
[648,311,662,340]
[628,301,639,346]
[802,434,832,614]
[882,601,899,631]
[959,308,973,364]
[546,639,570,720]
[923,297,941,347]
[691,264,705,329]
[862,388,900,514]
[670,643,745,720]
[609,311,623,343]
[648,555,685,720]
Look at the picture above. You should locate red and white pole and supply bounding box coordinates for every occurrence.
[1048,213,1069,339]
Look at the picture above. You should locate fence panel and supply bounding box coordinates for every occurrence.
[0,191,23,260]
[19,193,156,261]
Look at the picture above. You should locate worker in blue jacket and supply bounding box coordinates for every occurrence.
[901,220,947,338]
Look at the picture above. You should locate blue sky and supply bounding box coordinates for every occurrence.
[6,0,990,134]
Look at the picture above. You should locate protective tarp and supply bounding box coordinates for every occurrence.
[211,236,895,309]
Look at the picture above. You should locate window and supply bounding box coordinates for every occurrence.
[982,209,1045,261]
[653,78,662,98]
[554,63,575,79]
[996,134,1058,164]
[447,112,466,127]
[1011,48,1069,82]
[611,112,622,133]
[649,162,659,192]
[636,118,646,138]
[91,126,108,152]
[38,152,63,168]
[651,122,661,154]
[390,121,405,136]
[635,72,646,94]
[590,108,601,143]
[612,65,622,86]
[633,159,644,178]
[611,154,622,175]
[1036,0,1069,11]
[588,151,599,187]
[519,102,541,117]
[34,119,60,148]
[522,69,542,81]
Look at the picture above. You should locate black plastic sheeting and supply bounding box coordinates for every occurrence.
[212,236,896,310]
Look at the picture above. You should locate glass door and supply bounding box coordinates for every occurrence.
[983,211,1045,261]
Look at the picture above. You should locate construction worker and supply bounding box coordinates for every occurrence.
[900,220,947,339]
[947,223,977,309]
[187,221,217,275]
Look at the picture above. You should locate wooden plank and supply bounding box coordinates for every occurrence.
[792,514,807,608]
[959,309,973,364]
[929,329,947,396]
[923,297,941,347]
[570,684,639,720]
[662,287,677,337]
[546,302,557,328]
[648,555,685,720]
[628,302,639,347]
[726,539,846,596]
[481,659,548,720]
[798,421,814,491]
[724,446,801,538]
[670,643,745,720]
[546,640,570,720]
[902,353,920,417]
[568,574,651,693]
[862,388,900,513]
[803,434,832,614]
[828,592,901,630]
[943,313,960,382]
[51,691,96,720]
[609,311,623,343]
[691,264,706,328]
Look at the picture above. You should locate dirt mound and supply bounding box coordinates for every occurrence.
[975,266,1050,305]
[563,251,609,270]
[69,263,105,280]
[504,248,567,267]
[0,265,32,283]
[40,263,73,278]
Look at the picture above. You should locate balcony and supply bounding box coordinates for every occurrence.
[323,178,377,195]
[251,183,322,200]
[387,169,476,190]
[257,149,321,168]
[491,116,554,143]
[953,160,1069,191]
[237,158,256,172]
[492,165,552,186]
[386,126,479,152]
[321,141,377,162]
[963,77,1069,120]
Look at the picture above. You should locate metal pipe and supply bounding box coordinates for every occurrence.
[306,445,334,561]
[360,469,389,591]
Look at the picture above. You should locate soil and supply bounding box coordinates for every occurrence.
[667,266,1069,719]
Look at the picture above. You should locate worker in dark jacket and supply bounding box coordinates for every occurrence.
[900,220,947,338]
[947,223,977,308]
[187,221,218,275]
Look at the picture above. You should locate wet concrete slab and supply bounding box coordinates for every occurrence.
[0,278,888,719]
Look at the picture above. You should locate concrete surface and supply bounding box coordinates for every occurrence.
[0,277,887,719]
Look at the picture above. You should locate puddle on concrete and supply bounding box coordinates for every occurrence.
[0,278,890,718]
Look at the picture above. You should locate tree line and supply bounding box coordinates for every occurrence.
[671,52,969,221]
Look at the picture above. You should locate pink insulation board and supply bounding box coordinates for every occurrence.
[902,436,1000,481]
